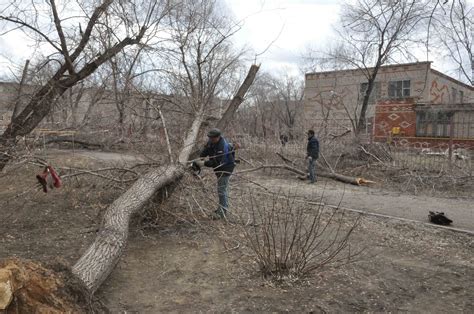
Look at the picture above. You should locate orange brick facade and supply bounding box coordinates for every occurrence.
[374,99,474,149]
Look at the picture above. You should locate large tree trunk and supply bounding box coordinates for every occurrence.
[72,164,186,292]
[0,34,144,171]
[72,64,259,293]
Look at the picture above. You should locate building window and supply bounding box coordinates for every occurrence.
[416,111,452,138]
[452,87,457,103]
[360,82,381,104]
[388,80,410,98]
[460,90,464,103]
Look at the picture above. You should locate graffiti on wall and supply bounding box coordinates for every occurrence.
[430,79,449,103]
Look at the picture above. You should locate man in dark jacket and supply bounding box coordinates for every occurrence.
[198,128,235,219]
[306,129,319,183]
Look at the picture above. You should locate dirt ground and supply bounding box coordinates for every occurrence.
[0,150,473,312]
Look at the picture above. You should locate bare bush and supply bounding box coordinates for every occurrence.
[240,191,360,281]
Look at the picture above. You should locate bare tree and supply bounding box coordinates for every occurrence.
[0,0,170,170]
[270,74,304,140]
[433,0,473,85]
[305,0,428,136]
[235,72,304,140]
[159,0,245,117]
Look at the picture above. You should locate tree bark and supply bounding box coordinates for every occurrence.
[72,164,185,292]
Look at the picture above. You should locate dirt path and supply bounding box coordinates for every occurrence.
[242,175,474,232]
[48,149,473,231]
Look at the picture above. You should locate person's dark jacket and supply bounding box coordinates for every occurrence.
[307,135,319,159]
[200,137,235,176]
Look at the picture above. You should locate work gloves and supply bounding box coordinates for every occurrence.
[193,159,205,168]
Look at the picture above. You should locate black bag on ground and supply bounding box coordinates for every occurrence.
[428,211,453,226]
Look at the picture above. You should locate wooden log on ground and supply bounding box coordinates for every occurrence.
[319,171,375,186]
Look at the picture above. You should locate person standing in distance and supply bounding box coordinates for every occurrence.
[306,129,319,184]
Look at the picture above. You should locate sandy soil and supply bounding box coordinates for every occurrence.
[0,151,473,312]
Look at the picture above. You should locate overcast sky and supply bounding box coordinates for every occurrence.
[0,0,342,79]
[225,0,341,75]
[0,0,467,81]
[225,0,471,80]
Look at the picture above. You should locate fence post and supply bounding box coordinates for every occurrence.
[448,114,454,168]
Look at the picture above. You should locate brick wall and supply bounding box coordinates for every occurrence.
[373,98,417,140]
[373,99,474,149]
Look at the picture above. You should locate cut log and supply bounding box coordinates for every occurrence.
[319,171,375,186]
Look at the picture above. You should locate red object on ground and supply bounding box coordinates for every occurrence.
[36,166,61,193]
[48,166,61,188]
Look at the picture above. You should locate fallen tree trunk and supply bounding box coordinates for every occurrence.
[45,137,103,149]
[71,109,203,293]
[72,164,186,292]
[72,64,259,293]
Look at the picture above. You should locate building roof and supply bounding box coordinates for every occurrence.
[305,61,473,91]
[305,61,432,77]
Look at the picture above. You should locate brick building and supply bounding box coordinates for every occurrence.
[304,62,474,148]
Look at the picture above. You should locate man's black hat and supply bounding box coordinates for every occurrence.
[207,128,222,138]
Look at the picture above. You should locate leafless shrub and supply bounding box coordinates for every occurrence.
[240,191,360,281]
